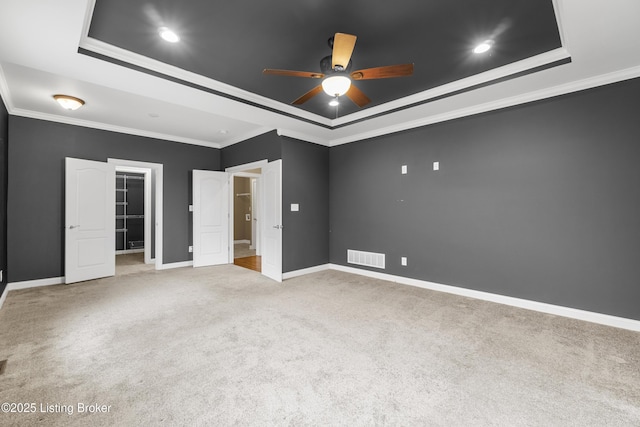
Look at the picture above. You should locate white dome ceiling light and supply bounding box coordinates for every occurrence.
[53,94,85,110]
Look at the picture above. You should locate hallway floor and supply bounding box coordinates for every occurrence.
[234,243,260,272]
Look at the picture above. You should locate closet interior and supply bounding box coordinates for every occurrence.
[116,172,145,252]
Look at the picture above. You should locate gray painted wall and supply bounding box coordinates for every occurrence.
[8,117,220,282]
[221,130,281,169]
[221,131,330,273]
[330,78,640,321]
[282,137,329,272]
[0,94,7,297]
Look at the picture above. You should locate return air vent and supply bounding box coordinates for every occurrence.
[347,249,386,269]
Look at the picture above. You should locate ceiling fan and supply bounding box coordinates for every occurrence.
[263,33,414,108]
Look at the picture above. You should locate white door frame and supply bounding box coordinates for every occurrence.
[225,160,268,261]
[108,158,163,269]
[250,178,258,253]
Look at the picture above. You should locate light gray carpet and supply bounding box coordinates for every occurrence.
[0,265,638,426]
[115,253,154,276]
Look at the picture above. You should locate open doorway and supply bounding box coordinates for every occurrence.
[115,170,152,275]
[224,158,282,282]
[108,158,164,274]
[231,171,261,272]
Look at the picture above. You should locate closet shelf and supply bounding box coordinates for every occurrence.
[116,214,144,219]
[116,175,145,181]
[236,193,251,197]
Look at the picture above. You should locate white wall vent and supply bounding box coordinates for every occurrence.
[347,249,386,269]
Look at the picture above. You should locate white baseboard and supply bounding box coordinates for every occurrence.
[283,264,331,280]
[0,276,66,310]
[157,261,193,270]
[234,240,251,244]
[328,264,640,332]
[0,288,7,311]
[3,264,637,332]
[7,277,65,291]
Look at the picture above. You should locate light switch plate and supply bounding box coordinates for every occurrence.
[188,246,193,253]
[291,203,299,212]
[433,162,439,171]
[188,204,193,212]
[401,165,408,174]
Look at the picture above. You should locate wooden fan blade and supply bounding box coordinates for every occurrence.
[351,63,414,80]
[332,33,357,70]
[292,85,324,105]
[263,69,324,79]
[345,84,370,108]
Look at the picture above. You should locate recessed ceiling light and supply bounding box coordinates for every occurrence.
[473,40,494,54]
[158,27,180,43]
[329,98,340,107]
[53,94,85,110]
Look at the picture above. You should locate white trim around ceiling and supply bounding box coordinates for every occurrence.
[552,0,568,48]
[218,127,276,148]
[328,64,640,146]
[330,47,571,127]
[276,128,330,146]
[0,63,14,112]
[9,107,222,149]
[78,0,331,128]
[79,0,572,130]
[79,34,571,131]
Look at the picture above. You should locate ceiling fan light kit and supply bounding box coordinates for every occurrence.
[322,75,351,97]
[263,32,414,111]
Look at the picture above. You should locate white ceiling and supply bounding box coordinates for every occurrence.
[1,0,639,149]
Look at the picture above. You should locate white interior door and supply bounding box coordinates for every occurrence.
[65,157,115,284]
[193,170,229,267]
[262,160,282,282]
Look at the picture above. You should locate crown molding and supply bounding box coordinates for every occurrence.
[0,63,14,112]
[10,107,223,149]
[329,64,640,146]
[276,129,330,146]
[330,47,571,128]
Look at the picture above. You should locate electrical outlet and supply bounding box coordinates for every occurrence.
[0,270,3,282]
[433,161,440,171]
[401,257,408,266]
[188,246,193,253]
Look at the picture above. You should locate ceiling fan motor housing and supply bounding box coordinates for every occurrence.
[320,55,353,74]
